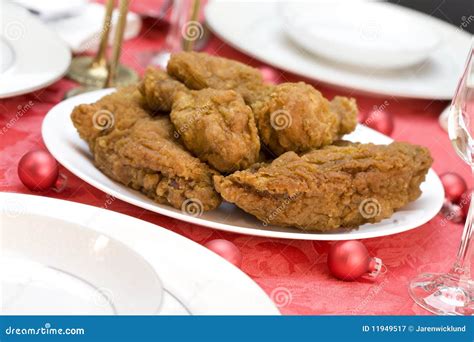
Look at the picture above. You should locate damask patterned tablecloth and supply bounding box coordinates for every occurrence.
[0,18,467,315]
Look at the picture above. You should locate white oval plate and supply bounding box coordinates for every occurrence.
[205,0,472,99]
[279,1,439,70]
[42,89,444,241]
[0,192,279,315]
[0,2,71,98]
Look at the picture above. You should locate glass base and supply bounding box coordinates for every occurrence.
[409,272,474,315]
[133,51,171,69]
[148,51,171,69]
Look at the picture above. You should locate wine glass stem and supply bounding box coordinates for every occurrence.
[452,168,474,275]
[164,0,187,52]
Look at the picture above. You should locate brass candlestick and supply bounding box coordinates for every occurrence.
[66,0,138,88]
[182,0,201,52]
[105,0,132,87]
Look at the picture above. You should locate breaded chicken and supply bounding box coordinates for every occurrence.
[251,82,358,156]
[214,142,432,231]
[138,67,262,173]
[165,52,358,155]
[167,51,266,104]
[329,96,359,135]
[171,89,260,173]
[71,87,221,211]
[138,67,188,113]
[71,86,149,150]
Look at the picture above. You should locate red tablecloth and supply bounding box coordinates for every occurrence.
[0,17,469,315]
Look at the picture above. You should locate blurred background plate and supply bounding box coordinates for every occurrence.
[42,89,445,241]
[0,2,71,98]
[280,1,440,70]
[0,192,279,315]
[205,0,472,99]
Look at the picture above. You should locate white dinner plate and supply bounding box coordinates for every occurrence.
[0,192,279,315]
[205,0,472,99]
[0,2,71,98]
[42,89,445,240]
[1,209,163,315]
[279,1,439,70]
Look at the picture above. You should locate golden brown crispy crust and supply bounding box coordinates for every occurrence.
[329,96,358,135]
[163,53,359,157]
[171,89,260,173]
[71,87,221,211]
[71,86,149,150]
[251,82,358,156]
[138,66,188,113]
[214,142,432,231]
[167,51,265,104]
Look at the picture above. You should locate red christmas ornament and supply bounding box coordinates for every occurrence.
[360,108,394,136]
[205,239,242,268]
[259,66,279,84]
[327,241,382,281]
[440,199,464,223]
[440,172,467,203]
[18,150,65,192]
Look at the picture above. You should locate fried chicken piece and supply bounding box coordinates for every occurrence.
[251,82,358,156]
[214,142,432,231]
[138,66,262,173]
[166,52,358,155]
[329,96,359,135]
[71,86,149,150]
[71,87,221,211]
[138,67,188,113]
[93,117,221,210]
[167,51,265,103]
[171,88,260,173]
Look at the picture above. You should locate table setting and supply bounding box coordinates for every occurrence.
[1,0,473,317]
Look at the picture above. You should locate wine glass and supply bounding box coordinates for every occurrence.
[140,0,208,68]
[409,40,474,315]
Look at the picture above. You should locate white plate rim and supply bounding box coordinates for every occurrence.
[0,3,71,98]
[0,192,280,315]
[42,89,444,241]
[205,0,473,100]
